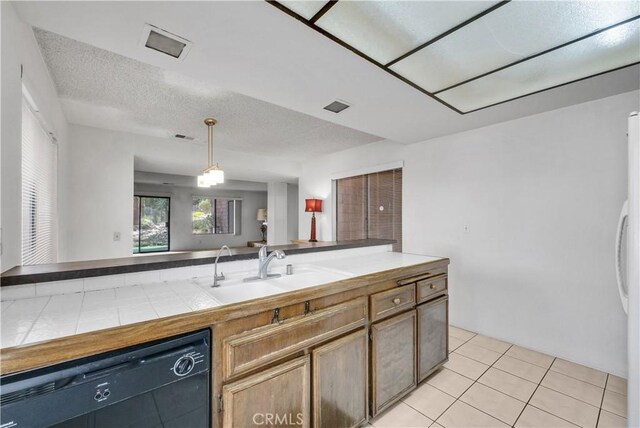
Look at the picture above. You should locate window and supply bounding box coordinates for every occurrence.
[133,196,170,253]
[22,97,58,265]
[192,197,240,235]
[336,168,402,252]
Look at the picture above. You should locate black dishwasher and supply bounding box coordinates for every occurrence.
[0,329,210,428]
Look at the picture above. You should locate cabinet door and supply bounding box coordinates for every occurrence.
[417,295,449,382]
[370,310,417,416]
[312,329,368,428]
[222,356,310,428]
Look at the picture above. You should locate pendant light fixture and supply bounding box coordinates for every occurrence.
[197,117,225,187]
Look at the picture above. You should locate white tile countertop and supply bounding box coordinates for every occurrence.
[0,249,444,348]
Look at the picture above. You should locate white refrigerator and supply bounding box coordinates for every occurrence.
[617,112,639,426]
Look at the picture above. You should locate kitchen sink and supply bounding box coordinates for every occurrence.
[190,264,353,305]
[207,281,287,305]
[263,266,350,291]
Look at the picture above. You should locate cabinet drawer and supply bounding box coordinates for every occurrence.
[396,268,447,286]
[223,297,367,379]
[417,277,447,303]
[370,284,416,322]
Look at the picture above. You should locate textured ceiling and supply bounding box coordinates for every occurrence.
[34,28,382,161]
[16,1,639,146]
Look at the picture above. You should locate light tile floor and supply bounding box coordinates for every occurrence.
[370,326,628,428]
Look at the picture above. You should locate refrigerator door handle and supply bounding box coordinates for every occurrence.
[616,200,629,314]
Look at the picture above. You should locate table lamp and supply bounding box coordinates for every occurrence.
[304,199,322,243]
[257,208,267,242]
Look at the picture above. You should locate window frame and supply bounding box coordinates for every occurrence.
[191,196,240,236]
[133,195,171,254]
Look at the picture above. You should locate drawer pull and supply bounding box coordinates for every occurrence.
[430,284,437,290]
[271,308,280,324]
[392,298,401,305]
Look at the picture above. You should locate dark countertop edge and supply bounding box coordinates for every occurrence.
[0,239,395,286]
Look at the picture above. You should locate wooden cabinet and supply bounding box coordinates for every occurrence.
[417,295,449,382]
[221,356,310,428]
[216,264,449,426]
[370,310,417,416]
[312,329,368,428]
[223,297,367,379]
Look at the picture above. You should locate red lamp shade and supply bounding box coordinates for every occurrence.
[305,198,323,213]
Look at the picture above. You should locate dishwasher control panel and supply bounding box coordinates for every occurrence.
[172,350,205,377]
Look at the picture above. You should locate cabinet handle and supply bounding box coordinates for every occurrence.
[392,297,401,305]
[430,284,437,290]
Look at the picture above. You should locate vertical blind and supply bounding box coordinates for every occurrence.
[21,99,58,265]
[336,168,403,252]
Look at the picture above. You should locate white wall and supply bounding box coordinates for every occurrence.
[267,182,288,245]
[287,183,299,242]
[62,125,133,262]
[266,182,299,245]
[1,2,68,272]
[298,91,639,376]
[134,182,267,250]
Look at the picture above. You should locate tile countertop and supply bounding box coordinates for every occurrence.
[0,251,445,349]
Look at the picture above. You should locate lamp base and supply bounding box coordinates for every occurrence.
[260,224,267,243]
[309,212,317,242]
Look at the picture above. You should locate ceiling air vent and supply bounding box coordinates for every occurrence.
[139,24,192,61]
[174,134,194,141]
[323,100,350,113]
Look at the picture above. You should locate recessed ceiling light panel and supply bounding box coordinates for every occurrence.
[437,19,640,113]
[316,0,500,64]
[389,0,640,93]
[276,0,329,20]
[139,24,192,61]
[271,0,640,114]
[323,100,350,113]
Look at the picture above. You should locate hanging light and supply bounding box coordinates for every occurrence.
[197,117,225,187]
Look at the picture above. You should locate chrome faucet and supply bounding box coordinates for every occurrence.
[244,245,286,282]
[212,245,233,287]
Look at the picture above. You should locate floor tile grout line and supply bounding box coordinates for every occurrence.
[449,343,517,426]
[433,343,514,426]
[546,365,610,389]
[512,356,558,427]
[394,328,621,427]
[497,351,554,370]
[485,362,551,386]
[451,344,555,373]
[472,372,531,405]
[595,374,610,427]
[538,374,607,409]
[524,403,582,427]
[445,352,546,392]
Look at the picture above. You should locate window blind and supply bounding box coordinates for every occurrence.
[21,100,58,265]
[336,168,403,252]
